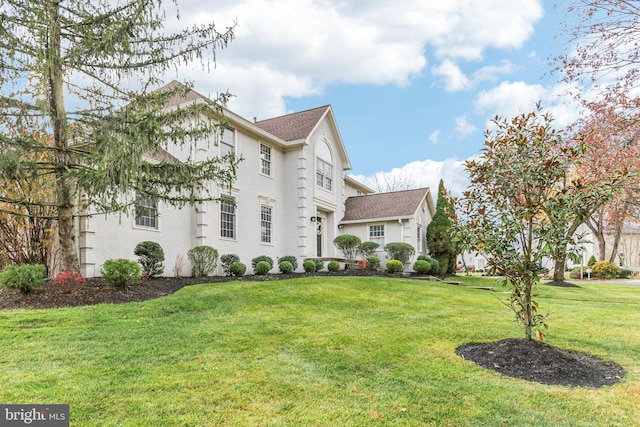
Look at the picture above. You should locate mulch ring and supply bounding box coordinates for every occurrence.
[456,338,625,388]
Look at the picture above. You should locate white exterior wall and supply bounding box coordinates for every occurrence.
[80,108,352,277]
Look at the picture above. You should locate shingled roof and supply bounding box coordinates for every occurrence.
[341,188,431,222]
[156,80,208,108]
[254,106,331,142]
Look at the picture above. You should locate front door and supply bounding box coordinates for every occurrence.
[316,217,323,257]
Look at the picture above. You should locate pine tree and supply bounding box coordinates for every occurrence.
[0,0,239,272]
[426,179,457,275]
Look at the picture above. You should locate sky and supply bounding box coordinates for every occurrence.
[165,0,584,195]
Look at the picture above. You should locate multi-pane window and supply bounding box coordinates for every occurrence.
[220,196,236,239]
[369,224,385,245]
[220,127,235,156]
[134,193,158,229]
[260,143,271,176]
[417,225,422,252]
[260,205,272,243]
[316,158,333,190]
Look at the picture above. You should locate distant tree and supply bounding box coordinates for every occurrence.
[456,107,623,339]
[427,180,458,275]
[372,172,418,193]
[0,0,239,273]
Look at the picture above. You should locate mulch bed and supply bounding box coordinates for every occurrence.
[0,273,626,388]
[456,338,625,388]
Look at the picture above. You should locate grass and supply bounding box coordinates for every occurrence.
[0,275,639,426]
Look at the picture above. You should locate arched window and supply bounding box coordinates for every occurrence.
[316,140,333,191]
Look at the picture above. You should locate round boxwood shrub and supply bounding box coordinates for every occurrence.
[278,255,298,271]
[327,260,340,272]
[255,260,271,275]
[134,241,165,278]
[413,259,431,275]
[279,260,294,274]
[384,242,416,265]
[386,259,404,273]
[252,255,274,270]
[303,259,316,273]
[101,259,141,287]
[429,258,440,275]
[230,261,246,277]
[0,264,46,293]
[314,259,324,271]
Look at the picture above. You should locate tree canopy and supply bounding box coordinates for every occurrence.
[0,0,239,272]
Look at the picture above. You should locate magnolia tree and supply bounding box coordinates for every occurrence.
[455,107,624,339]
[0,0,240,273]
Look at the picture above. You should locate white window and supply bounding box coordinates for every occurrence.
[369,224,385,245]
[316,140,333,191]
[417,225,422,252]
[220,196,236,239]
[220,127,235,156]
[135,193,158,229]
[260,143,272,176]
[260,205,272,243]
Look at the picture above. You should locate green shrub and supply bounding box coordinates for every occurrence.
[417,255,429,261]
[279,261,294,274]
[365,255,381,271]
[188,246,219,277]
[327,260,340,272]
[101,259,141,287]
[358,241,379,258]
[0,264,46,293]
[386,259,404,273]
[384,242,416,265]
[220,254,240,276]
[333,234,362,261]
[251,255,274,270]
[303,259,316,273]
[591,261,621,279]
[134,241,165,278]
[569,268,583,280]
[255,260,271,275]
[314,259,324,271]
[620,268,633,279]
[278,255,298,271]
[587,255,597,267]
[413,260,431,275]
[230,262,246,277]
[428,258,440,275]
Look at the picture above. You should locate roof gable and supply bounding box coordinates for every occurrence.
[253,106,331,142]
[341,188,432,222]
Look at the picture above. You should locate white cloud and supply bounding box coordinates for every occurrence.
[474,81,583,130]
[432,60,471,92]
[349,157,470,197]
[455,115,477,139]
[428,130,441,144]
[160,0,545,119]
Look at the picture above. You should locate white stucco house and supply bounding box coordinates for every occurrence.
[78,82,435,277]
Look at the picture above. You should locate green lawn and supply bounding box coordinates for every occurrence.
[1,276,639,426]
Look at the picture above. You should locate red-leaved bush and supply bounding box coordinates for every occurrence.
[51,271,86,288]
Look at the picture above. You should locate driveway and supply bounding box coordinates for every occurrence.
[572,278,640,287]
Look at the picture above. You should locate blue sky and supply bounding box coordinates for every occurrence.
[169,0,583,194]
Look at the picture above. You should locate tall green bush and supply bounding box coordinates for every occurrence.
[188,246,219,277]
[384,242,415,265]
[427,179,459,275]
[0,264,46,293]
[134,241,165,278]
[333,234,362,261]
[101,259,141,287]
[358,241,380,258]
[278,255,298,271]
[251,255,274,270]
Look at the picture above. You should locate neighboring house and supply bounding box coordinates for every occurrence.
[339,188,435,265]
[79,82,434,277]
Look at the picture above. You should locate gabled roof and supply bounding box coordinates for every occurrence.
[341,188,432,223]
[253,106,331,142]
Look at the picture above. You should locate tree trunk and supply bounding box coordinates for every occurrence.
[586,218,606,261]
[553,254,566,283]
[48,1,79,273]
[608,215,626,264]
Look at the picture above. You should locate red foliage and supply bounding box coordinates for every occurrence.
[51,271,86,287]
